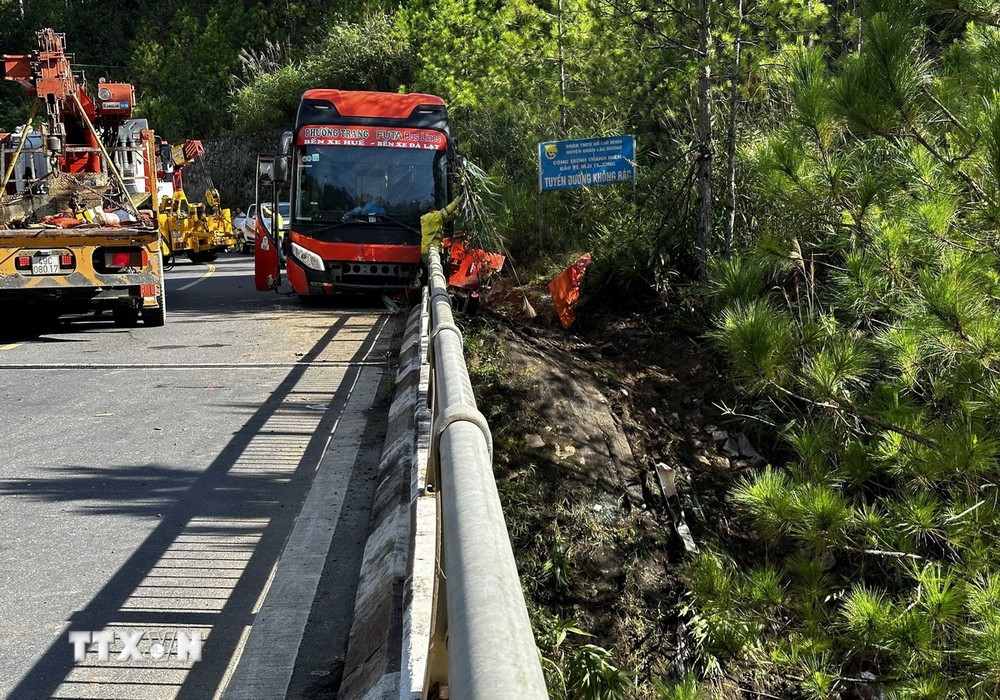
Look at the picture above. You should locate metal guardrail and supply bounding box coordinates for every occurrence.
[421,248,548,699]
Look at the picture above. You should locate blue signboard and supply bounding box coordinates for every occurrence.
[538,135,635,192]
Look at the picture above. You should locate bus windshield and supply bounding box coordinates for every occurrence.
[295,145,446,228]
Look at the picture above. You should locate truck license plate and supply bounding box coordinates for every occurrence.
[31,255,60,275]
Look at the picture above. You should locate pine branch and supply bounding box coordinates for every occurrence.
[904,121,997,209]
[855,548,924,560]
[766,379,941,449]
[922,87,967,135]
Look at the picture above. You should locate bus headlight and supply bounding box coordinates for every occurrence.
[291,242,324,271]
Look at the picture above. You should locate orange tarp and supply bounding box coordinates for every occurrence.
[549,252,592,329]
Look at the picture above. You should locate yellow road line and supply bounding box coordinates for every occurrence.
[0,343,20,351]
[178,263,216,291]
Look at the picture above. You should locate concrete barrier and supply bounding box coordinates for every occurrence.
[340,293,432,700]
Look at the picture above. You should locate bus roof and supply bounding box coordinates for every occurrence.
[301,90,446,119]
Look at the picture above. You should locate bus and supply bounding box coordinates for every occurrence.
[254,89,454,298]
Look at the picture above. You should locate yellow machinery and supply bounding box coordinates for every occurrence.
[157,140,236,263]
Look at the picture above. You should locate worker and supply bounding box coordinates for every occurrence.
[420,192,464,253]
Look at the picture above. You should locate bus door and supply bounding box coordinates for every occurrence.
[254,154,281,291]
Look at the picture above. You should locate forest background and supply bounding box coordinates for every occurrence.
[4,0,1000,697]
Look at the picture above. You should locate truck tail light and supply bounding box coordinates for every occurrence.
[97,247,150,273]
[105,249,145,269]
[15,255,31,270]
[60,253,75,268]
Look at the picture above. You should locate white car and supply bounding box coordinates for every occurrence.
[238,202,289,255]
[232,208,249,241]
[236,203,257,254]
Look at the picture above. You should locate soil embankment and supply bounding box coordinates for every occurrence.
[464,290,769,696]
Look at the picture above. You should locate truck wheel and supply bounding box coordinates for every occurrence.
[142,304,166,327]
[113,306,140,327]
[143,277,167,327]
[186,250,218,264]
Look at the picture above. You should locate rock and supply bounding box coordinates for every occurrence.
[722,437,741,457]
[735,432,765,465]
[525,434,546,449]
[704,424,718,434]
[710,430,729,443]
[694,455,712,467]
[621,388,629,397]
[711,455,731,469]
[734,432,754,455]
[651,407,657,415]
[626,484,645,506]
[555,444,577,460]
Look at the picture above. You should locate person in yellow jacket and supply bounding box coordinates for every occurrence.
[419,192,465,253]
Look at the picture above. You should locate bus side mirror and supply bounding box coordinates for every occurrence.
[274,156,289,184]
[273,131,293,183]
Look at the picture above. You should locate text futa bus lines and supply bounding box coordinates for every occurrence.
[254,89,454,298]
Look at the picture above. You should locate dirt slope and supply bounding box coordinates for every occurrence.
[462,288,773,696]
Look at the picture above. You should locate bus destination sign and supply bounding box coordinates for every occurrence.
[298,126,446,150]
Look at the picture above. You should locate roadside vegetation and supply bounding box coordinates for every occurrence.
[5,0,1000,695]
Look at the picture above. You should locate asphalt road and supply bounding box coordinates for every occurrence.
[0,254,400,699]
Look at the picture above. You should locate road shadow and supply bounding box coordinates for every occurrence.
[4,313,396,699]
